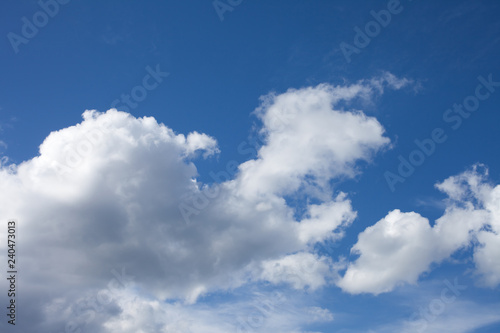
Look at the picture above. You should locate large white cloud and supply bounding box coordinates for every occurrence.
[338,165,500,295]
[0,74,409,331]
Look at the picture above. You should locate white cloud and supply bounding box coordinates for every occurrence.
[338,164,500,294]
[296,193,356,245]
[260,252,333,290]
[184,130,220,158]
[238,81,392,199]
[337,210,440,294]
[369,71,414,92]
[0,74,407,331]
[438,165,500,287]
[38,286,333,333]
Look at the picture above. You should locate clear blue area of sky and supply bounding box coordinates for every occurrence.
[1,1,500,331]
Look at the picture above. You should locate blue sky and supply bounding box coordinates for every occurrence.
[1,1,500,332]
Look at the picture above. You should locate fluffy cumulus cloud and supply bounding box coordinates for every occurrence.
[439,166,500,287]
[337,210,441,294]
[338,164,500,295]
[0,75,406,332]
